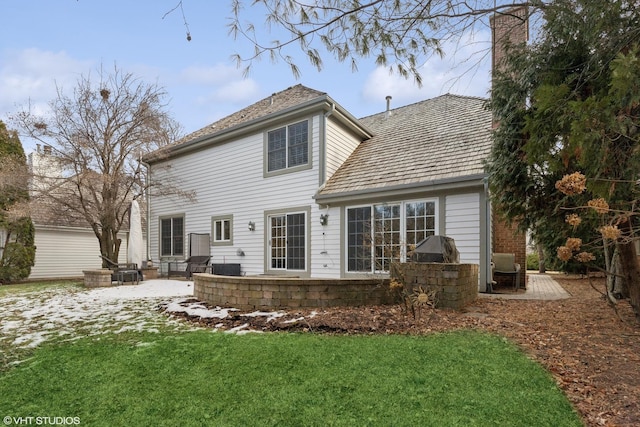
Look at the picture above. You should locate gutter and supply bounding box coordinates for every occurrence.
[314,173,488,205]
[319,103,336,185]
[144,95,373,165]
[139,158,151,262]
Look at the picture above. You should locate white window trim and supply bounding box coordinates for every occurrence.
[211,215,233,246]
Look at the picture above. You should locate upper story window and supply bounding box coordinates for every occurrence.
[267,120,309,173]
[160,215,184,257]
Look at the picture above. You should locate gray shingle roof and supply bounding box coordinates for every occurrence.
[171,84,327,147]
[318,94,492,197]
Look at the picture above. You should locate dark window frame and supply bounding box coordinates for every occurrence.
[160,215,185,258]
[265,119,312,176]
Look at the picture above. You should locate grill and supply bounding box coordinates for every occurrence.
[411,235,460,263]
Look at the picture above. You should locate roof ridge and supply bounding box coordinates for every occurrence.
[169,84,327,147]
[358,92,489,120]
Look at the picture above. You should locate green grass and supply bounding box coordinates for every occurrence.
[0,330,582,427]
[0,280,82,297]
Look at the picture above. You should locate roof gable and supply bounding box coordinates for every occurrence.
[179,84,326,143]
[147,85,328,161]
[317,94,493,199]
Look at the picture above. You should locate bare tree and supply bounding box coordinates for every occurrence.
[11,65,185,265]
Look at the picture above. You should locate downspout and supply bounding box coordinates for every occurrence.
[484,176,493,292]
[139,158,151,263]
[320,102,335,186]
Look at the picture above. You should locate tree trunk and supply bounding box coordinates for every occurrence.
[618,239,640,319]
[537,243,546,273]
[98,227,122,266]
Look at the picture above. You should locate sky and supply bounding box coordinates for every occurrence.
[1,1,494,154]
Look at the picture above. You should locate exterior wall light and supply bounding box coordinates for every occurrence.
[320,214,329,226]
[248,221,255,231]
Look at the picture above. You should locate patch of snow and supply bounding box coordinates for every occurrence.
[243,311,286,322]
[0,280,197,353]
[162,299,239,319]
[225,323,262,335]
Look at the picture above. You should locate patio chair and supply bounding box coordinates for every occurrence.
[492,253,521,290]
[100,255,141,284]
[167,255,211,279]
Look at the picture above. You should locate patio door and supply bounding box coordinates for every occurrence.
[269,212,306,271]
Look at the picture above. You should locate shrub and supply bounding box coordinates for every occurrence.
[0,217,36,283]
[526,253,539,271]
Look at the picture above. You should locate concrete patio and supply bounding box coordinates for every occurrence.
[481,273,571,301]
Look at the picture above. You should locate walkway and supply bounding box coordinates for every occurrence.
[481,273,571,301]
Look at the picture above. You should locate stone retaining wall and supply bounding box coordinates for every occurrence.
[194,274,394,310]
[83,269,113,288]
[391,263,478,309]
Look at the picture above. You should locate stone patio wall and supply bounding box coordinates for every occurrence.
[193,274,394,310]
[391,263,478,309]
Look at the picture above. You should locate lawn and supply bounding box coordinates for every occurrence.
[0,280,82,298]
[0,329,581,426]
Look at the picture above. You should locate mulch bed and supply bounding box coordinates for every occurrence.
[166,274,640,426]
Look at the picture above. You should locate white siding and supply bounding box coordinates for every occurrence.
[445,193,481,264]
[28,226,130,280]
[309,206,342,277]
[325,117,361,181]
[150,114,339,277]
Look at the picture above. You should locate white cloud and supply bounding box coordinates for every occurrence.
[178,63,261,105]
[166,66,263,134]
[210,78,261,103]
[183,79,261,130]
[180,63,245,85]
[0,48,94,119]
[361,29,492,107]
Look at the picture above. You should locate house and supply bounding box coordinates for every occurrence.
[25,145,134,280]
[145,85,512,292]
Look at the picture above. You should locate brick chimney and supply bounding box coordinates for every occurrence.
[490,6,530,289]
[491,6,529,77]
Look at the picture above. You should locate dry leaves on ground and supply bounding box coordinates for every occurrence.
[166,274,640,427]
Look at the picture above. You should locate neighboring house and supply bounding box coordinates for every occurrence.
[26,146,133,279]
[145,85,506,291]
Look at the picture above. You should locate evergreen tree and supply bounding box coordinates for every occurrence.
[487,0,640,315]
[0,121,36,283]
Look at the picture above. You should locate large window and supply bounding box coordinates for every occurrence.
[347,207,372,272]
[347,200,437,273]
[404,201,437,258]
[267,120,309,172]
[160,215,184,257]
[374,204,401,272]
[269,212,306,271]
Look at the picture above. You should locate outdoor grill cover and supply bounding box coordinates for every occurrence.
[411,235,460,263]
